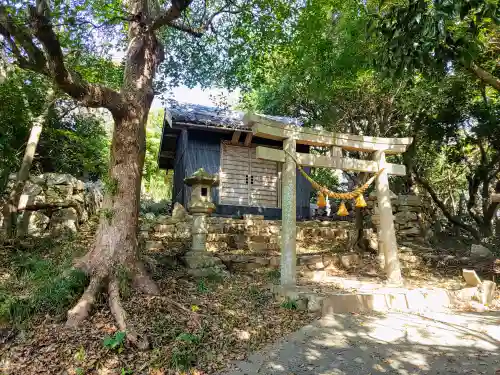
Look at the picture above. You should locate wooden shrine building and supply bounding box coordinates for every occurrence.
[158,102,312,219]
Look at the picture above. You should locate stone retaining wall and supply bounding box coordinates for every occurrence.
[367,193,432,240]
[1,173,103,236]
[141,212,355,262]
[142,193,432,257]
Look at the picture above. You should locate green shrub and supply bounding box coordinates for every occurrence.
[170,347,197,370]
[117,266,132,300]
[33,269,88,315]
[0,238,89,325]
[103,331,126,353]
[280,298,298,310]
[204,271,225,283]
[196,279,209,293]
[169,331,203,370]
[0,269,88,325]
[176,332,201,344]
[267,269,281,284]
[248,286,272,307]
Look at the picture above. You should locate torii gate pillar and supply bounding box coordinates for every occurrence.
[281,138,297,286]
[373,151,402,285]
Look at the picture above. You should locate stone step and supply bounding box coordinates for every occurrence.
[272,285,456,314]
[184,252,223,268]
[222,224,281,236]
[206,241,230,252]
[235,241,280,252]
[217,253,340,270]
[297,227,348,240]
[223,224,246,234]
[206,233,234,242]
[297,254,339,268]
[220,223,350,236]
[245,235,280,243]
[144,240,164,252]
[244,225,281,234]
[243,214,265,220]
[297,220,352,228]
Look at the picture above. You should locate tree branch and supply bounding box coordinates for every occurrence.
[151,0,194,30]
[468,61,500,92]
[152,0,239,36]
[0,5,125,114]
[0,8,48,73]
[27,6,125,113]
[166,21,204,37]
[466,174,484,227]
[413,168,480,240]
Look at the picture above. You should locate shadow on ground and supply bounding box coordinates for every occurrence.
[224,311,500,375]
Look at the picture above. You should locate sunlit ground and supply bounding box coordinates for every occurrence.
[224,311,500,375]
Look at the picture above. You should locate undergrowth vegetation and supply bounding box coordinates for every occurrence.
[0,236,89,326]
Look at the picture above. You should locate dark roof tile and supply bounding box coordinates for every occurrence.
[166,101,302,130]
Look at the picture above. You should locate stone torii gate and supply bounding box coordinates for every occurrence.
[244,113,413,285]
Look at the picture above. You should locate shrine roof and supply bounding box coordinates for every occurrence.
[165,101,302,131]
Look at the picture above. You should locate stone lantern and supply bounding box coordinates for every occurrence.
[183,168,227,277]
[184,168,219,251]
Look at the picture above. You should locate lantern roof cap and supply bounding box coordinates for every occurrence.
[184,168,219,187]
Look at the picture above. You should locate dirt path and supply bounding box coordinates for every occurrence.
[224,311,500,375]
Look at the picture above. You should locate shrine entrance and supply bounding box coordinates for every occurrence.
[243,113,413,285]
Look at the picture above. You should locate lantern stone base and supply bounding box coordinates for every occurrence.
[184,250,229,278]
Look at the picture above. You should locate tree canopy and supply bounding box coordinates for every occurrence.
[242,0,500,241]
[370,0,500,90]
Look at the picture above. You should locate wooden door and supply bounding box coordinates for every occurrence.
[220,143,250,206]
[249,148,278,207]
[220,143,279,207]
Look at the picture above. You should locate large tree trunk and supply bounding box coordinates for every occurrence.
[67,106,158,347]
[65,22,162,347]
[2,94,53,237]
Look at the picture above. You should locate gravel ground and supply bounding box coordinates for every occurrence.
[224,311,500,375]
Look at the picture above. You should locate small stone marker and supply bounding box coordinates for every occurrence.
[480,280,496,306]
[461,269,497,306]
[463,269,482,287]
[171,202,188,221]
[340,253,360,269]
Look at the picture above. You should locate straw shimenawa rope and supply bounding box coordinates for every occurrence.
[283,149,384,199]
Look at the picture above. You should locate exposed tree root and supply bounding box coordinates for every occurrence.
[66,261,156,349]
[151,295,203,328]
[132,262,160,295]
[109,278,149,350]
[153,295,201,315]
[66,276,102,327]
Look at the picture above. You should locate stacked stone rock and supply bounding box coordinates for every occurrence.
[1,173,103,236]
[141,207,355,272]
[367,193,432,240]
